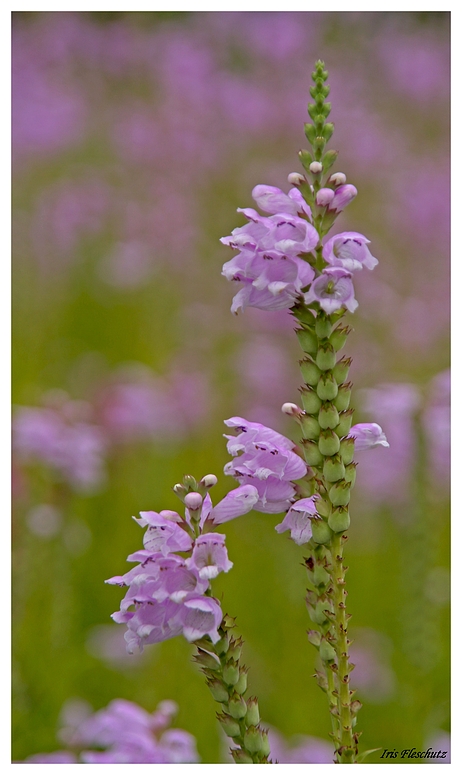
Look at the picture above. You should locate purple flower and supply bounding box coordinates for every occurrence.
[180,595,223,643]
[304,267,358,314]
[327,184,358,213]
[133,511,193,555]
[185,533,233,579]
[223,417,307,514]
[208,484,260,524]
[323,232,378,272]
[316,188,335,207]
[251,184,312,218]
[222,210,318,257]
[348,423,389,451]
[275,496,319,545]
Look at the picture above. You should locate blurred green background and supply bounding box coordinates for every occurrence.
[12,11,450,763]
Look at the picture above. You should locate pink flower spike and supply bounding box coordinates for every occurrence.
[208,484,259,525]
[348,423,389,451]
[328,184,358,213]
[323,232,378,272]
[180,596,223,643]
[304,267,358,314]
[275,496,319,545]
[186,533,233,579]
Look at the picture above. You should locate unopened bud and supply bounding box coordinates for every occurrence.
[200,474,218,489]
[328,184,358,213]
[288,171,305,186]
[184,492,203,511]
[315,314,333,339]
[313,562,331,588]
[244,725,266,754]
[314,669,329,692]
[182,474,197,490]
[309,161,323,174]
[231,749,254,764]
[193,648,221,670]
[333,383,352,412]
[281,402,303,418]
[329,172,347,187]
[173,483,187,499]
[329,324,351,351]
[234,668,248,695]
[344,462,357,486]
[307,629,322,647]
[340,436,355,465]
[316,188,335,207]
[332,357,352,385]
[328,506,350,532]
[315,497,331,518]
[227,636,243,661]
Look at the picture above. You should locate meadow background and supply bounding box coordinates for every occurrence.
[12,11,450,763]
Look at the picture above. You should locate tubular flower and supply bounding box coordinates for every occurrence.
[275,496,320,545]
[348,422,389,451]
[304,267,358,314]
[323,232,378,272]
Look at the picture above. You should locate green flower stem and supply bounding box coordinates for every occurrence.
[194,614,270,764]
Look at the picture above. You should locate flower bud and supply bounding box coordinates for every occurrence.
[323,122,334,141]
[321,149,339,172]
[228,693,247,719]
[184,492,203,511]
[193,648,221,670]
[333,357,352,385]
[328,480,351,507]
[245,697,260,727]
[299,386,322,414]
[315,314,333,339]
[344,462,357,485]
[206,678,229,703]
[318,430,340,456]
[214,633,229,655]
[281,402,303,418]
[288,171,305,186]
[339,436,355,465]
[329,172,347,187]
[309,161,323,174]
[307,629,322,647]
[222,660,240,686]
[300,358,322,386]
[308,598,330,625]
[292,304,315,326]
[336,409,354,437]
[182,474,197,490]
[296,327,318,356]
[333,383,352,412]
[316,343,337,371]
[329,324,351,351]
[328,506,350,532]
[301,439,323,466]
[315,670,329,692]
[260,729,271,758]
[318,402,339,430]
[217,712,241,739]
[173,483,187,499]
[316,188,335,207]
[315,497,331,518]
[316,372,338,401]
[200,474,218,489]
[311,516,333,545]
[319,638,337,663]
[328,184,358,213]
[300,413,321,440]
[323,455,345,482]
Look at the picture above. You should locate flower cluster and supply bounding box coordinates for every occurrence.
[221,181,378,317]
[23,698,198,764]
[222,416,308,514]
[107,476,258,651]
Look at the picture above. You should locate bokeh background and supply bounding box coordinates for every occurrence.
[12,11,450,764]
